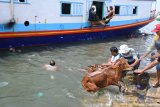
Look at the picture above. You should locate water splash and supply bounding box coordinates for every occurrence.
[50,75,55,80]
[105,93,112,107]
[68,67,73,71]
[0,82,8,88]
[66,92,76,99]
[36,92,44,97]
[63,89,76,99]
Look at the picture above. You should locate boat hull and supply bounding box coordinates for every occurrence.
[0,20,152,49]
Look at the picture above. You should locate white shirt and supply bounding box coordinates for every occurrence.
[111,53,121,62]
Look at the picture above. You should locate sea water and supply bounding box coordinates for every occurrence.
[0,32,155,107]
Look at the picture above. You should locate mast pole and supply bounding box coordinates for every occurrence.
[11,0,14,19]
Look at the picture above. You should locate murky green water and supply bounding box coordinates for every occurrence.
[0,33,154,107]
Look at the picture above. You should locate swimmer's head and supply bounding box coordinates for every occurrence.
[49,60,55,66]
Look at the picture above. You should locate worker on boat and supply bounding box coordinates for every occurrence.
[103,6,114,24]
[88,5,105,28]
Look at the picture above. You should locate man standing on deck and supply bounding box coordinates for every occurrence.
[103,6,114,24]
[88,5,105,28]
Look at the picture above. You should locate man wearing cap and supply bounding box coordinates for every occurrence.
[88,5,105,28]
[88,5,97,28]
[135,24,160,88]
[119,44,139,70]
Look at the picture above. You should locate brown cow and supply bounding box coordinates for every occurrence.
[81,58,132,92]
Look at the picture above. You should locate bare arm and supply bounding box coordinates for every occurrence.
[151,53,160,59]
[140,36,156,60]
[142,60,158,72]
[130,57,139,67]
[134,60,159,74]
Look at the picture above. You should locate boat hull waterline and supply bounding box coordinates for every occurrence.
[0,20,152,49]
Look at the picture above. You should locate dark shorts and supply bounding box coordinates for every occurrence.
[128,59,140,70]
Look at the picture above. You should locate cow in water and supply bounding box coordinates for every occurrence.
[81,58,132,92]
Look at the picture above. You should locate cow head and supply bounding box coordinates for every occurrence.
[87,64,99,73]
[112,58,132,71]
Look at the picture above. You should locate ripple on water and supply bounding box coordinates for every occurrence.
[81,92,112,107]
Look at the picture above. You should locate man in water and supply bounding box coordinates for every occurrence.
[43,60,57,71]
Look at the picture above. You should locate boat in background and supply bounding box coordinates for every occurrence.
[0,0,156,49]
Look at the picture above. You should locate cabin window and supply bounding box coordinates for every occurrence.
[72,4,82,15]
[128,6,138,15]
[61,2,83,16]
[115,6,120,15]
[62,3,71,14]
[13,0,26,3]
[19,0,25,2]
[115,5,138,16]
[133,6,137,14]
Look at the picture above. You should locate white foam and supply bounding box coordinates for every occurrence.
[0,82,8,88]
[66,92,76,99]
[105,93,112,107]
[50,75,55,80]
